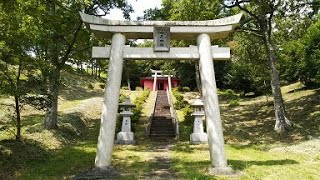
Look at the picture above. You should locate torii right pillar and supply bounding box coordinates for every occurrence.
[197,33,233,174]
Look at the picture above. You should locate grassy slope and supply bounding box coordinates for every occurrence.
[0,68,319,180]
[173,82,320,179]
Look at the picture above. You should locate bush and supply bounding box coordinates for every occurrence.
[182,87,190,92]
[172,89,188,110]
[228,99,239,107]
[182,106,193,125]
[131,89,150,131]
[121,86,129,90]
[119,93,126,103]
[220,89,240,106]
[99,83,105,89]
[223,89,238,100]
[135,87,143,91]
[87,83,94,89]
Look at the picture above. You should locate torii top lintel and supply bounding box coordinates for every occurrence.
[80,12,242,40]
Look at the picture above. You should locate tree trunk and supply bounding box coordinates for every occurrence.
[91,62,94,76]
[14,61,22,141]
[194,61,202,97]
[14,95,21,141]
[44,68,60,129]
[126,73,131,90]
[264,33,291,133]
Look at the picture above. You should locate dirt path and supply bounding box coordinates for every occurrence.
[142,142,179,180]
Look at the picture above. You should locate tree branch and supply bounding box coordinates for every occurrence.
[59,21,83,68]
[224,0,261,22]
[236,27,263,38]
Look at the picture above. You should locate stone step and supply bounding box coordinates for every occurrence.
[149,91,176,139]
[151,122,173,125]
[150,130,175,134]
[149,134,175,138]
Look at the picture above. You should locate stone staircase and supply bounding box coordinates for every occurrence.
[149,91,175,139]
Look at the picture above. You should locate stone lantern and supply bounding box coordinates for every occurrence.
[190,98,208,144]
[116,97,135,144]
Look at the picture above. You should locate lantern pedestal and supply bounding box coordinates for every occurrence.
[115,111,135,145]
[116,132,135,144]
[190,99,208,144]
[190,133,208,144]
[190,112,208,144]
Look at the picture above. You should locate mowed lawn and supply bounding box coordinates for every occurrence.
[1,82,319,179]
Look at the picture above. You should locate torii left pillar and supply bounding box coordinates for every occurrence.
[95,33,125,168]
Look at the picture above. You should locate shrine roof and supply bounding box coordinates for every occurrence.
[140,77,179,81]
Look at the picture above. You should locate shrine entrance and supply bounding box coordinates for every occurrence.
[80,12,242,175]
[158,82,164,90]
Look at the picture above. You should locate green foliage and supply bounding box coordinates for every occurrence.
[220,89,240,106]
[225,33,271,96]
[0,0,133,129]
[228,99,240,107]
[165,0,222,21]
[119,92,126,103]
[179,86,190,92]
[181,106,193,126]
[131,89,150,130]
[98,83,105,89]
[87,83,94,90]
[121,86,129,90]
[172,88,188,110]
[280,17,320,88]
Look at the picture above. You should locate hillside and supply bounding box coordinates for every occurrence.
[0,69,319,179]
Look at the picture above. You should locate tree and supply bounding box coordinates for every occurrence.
[224,33,271,96]
[280,17,320,87]
[19,0,133,129]
[224,0,319,132]
[224,0,295,132]
[0,2,36,140]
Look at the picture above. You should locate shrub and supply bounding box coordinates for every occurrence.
[87,83,94,89]
[135,87,143,91]
[131,89,150,131]
[119,92,126,103]
[172,88,188,110]
[182,106,193,125]
[121,86,129,90]
[99,83,105,89]
[228,99,240,107]
[220,89,240,106]
[182,87,190,92]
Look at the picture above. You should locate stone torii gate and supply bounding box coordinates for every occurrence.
[80,12,242,175]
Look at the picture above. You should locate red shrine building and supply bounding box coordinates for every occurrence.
[140,70,179,91]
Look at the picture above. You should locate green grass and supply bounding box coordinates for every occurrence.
[20,142,97,180]
[1,77,320,179]
[172,142,320,179]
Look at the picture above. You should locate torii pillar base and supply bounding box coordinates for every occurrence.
[73,166,118,179]
[208,166,235,175]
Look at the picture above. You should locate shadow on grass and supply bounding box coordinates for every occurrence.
[0,139,50,179]
[221,89,320,145]
[21,142,97,179]
[60,86,104,101]
[23,112,100,143]
[171,160,214,179]
[228,159,299,170]
[112,153,154,179]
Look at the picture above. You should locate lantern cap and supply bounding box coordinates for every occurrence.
[191,98,203,107]
[119,97,135,107]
